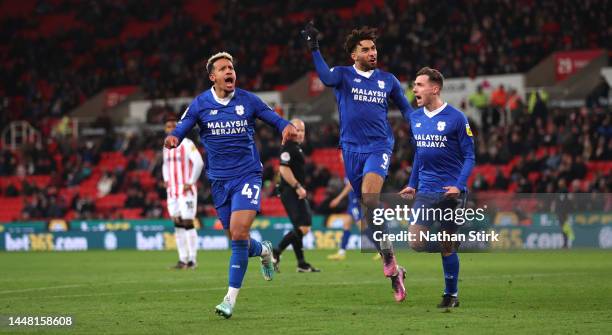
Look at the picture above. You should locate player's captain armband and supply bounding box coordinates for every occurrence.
[280,151,291,163]
[466,123,473,137]
[181,106,189,120]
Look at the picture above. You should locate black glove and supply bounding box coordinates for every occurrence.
[300,21,320,51]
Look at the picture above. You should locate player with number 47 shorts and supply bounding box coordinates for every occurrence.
[164,52,297,319]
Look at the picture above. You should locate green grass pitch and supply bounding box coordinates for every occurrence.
[1,250,611,334]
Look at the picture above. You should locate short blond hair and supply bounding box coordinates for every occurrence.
[206,52,234,74]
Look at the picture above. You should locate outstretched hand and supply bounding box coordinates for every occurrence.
[300,21,320,50]
[164,135,179,149]
[443,186,461,198]
[399,186,416,200]
[281,124,298,145]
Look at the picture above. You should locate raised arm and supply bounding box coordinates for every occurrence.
[312,51,343,87]
[166,101,198,148]
[408,151,421,190]
[454,115,476,191]
[390,75,414,122]
[252,95,290,133]
[301,21,342,87]
[399,139,420,199]
[251,95,295,145]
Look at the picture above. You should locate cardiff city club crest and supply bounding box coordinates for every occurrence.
[235,105,244,115]
[377,80,385,89]
[437,121,446,131]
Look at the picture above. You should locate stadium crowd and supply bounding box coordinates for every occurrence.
[1,101,610,221]
[2,0,610,129]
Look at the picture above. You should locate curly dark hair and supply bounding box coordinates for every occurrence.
[343,26,378,54]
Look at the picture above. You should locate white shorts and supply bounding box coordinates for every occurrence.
[167,192,197,220]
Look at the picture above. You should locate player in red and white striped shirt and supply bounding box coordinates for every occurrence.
[163,115,204,269]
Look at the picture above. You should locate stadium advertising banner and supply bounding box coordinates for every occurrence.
[105,85,138,108]
[554,49,604,81]
[1,213,611,252]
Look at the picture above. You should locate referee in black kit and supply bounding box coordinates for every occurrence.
[272,119,320,273]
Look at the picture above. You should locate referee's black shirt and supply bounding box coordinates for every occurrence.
[279,140,305,190]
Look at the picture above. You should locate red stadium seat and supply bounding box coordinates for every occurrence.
[119,208,142,219]
[0,197,24,222]
[97,194,127,211]
[99,151,127,171]
[260,197,287,216]
[311,148,345,177]
[313,187,327,207]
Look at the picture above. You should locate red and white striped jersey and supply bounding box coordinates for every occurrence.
[162,138,204,199]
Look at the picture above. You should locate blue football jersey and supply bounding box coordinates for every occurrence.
[408,103,475,192]
[171,88,290,180]
[312,51,412,153]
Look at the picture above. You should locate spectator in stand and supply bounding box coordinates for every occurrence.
[125,187,145,208]
[142,195,164,218]
[570,156,588,180]
[74,196,96,219]
[507,130,525,157]
[505,88,523,125]
[46,195,66,218]
[489,84,507,127]
[528,89,549,123]
[472,173,489,191]
[3,0,610,132]
[5,183,19,197]
[97,171,116,197]
[468,85,489,130]
[0,150,17,176]
[493,168,509,190]
[21,196,42,219]
[593,137,612,161]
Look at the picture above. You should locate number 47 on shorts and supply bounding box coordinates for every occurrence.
[241,183,260,204]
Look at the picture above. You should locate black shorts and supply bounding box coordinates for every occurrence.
[280,188,312,228]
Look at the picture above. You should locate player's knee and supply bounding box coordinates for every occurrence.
[361,197,380,211]
[362,173,384,194]
[299,226,310,235]
[440,242,455,255]
[229,225,249,240]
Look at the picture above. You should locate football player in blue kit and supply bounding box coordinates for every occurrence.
[301,22,413,302]
[164,52,297,318]
[399,67,475,308]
